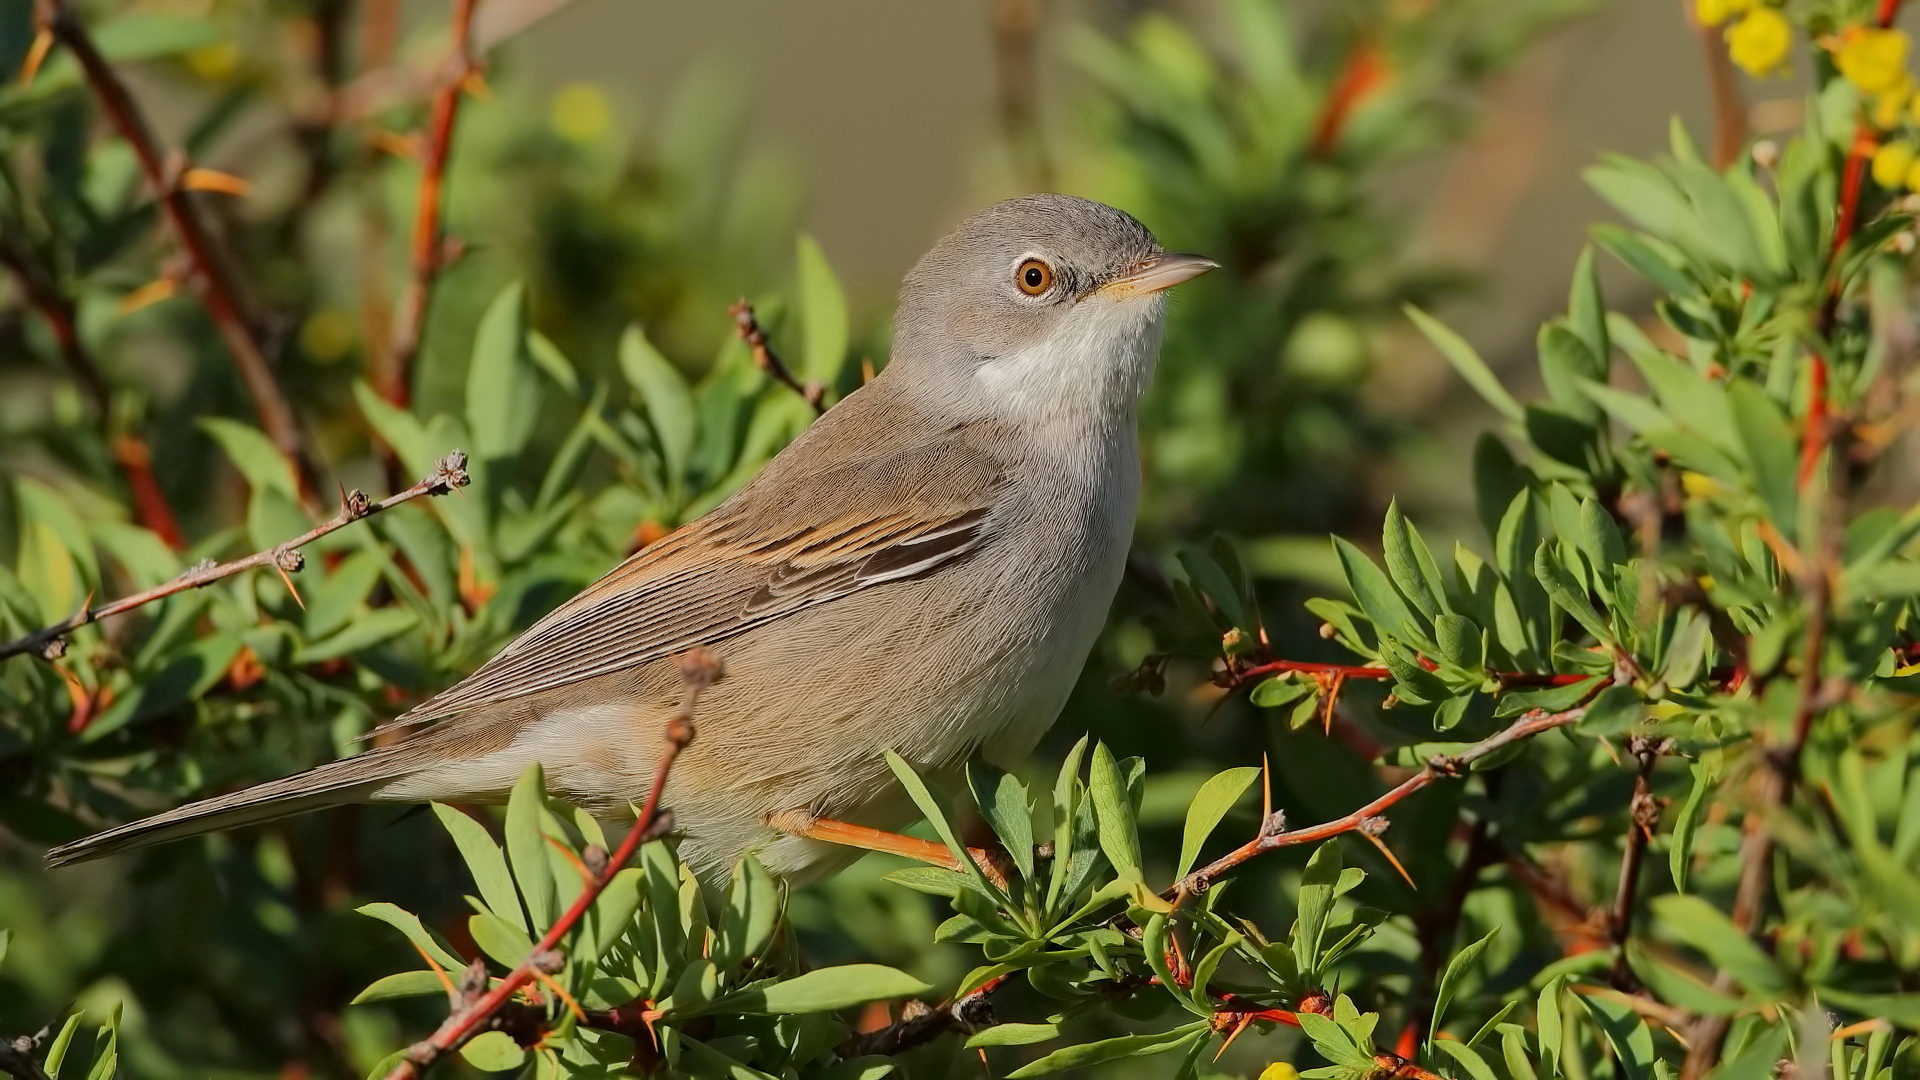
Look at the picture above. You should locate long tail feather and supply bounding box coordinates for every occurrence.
[46,749,414,867]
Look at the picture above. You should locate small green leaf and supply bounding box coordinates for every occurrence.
[466,282,541,461]
[1088,743,1141,880]
[1714,1023,1790,1080]
[1434,1039,1502,1080]
[1291,841,1342,975]
[966,1023,1061,1048]
[1538,976,1564,1080]
[1651,895,1788,997]
[1431,926,1498,1044]
[351,970,449,1004]
[1576,685,1642,737]
[1383,501,1446,619]
[1177,766,1260,879]
[970,767,1035,881]
[1577,994,1654,1080]
[1406,305,1523,422]
[797,236,850,385]
[1669,761,1714,892]
[460,1031,527,1073]
[621,324,697,483]
[505,765,556,930]
[198,417,298,497]
[1334,537,1425,648]
[1534,544,1612,645]
[431,804,524,933]
[1730,381,1798,537]
[885,751,996,898]
[713,965,932,1015]
[355,903,464,973]
[1005,1024,1209,1078]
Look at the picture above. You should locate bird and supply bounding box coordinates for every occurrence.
[46,194,1216,883]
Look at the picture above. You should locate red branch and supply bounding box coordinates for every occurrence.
[382,0,480,408]
[34,0,317,501]
[1170,701,1594,898]
[1231,657,1594,688]
[380,649,723,1080]
[0,453,468,664]
[1798,350,1829,488]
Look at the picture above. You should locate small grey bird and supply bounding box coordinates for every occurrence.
[47,194,1215,882]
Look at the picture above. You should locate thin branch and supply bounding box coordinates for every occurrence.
[1171,701,1593,898]
[33,0,318,499]
[1681,0,1747,169]
[380,649,724,1080]
[0,452,469,664]
[729,300,827,413]
[381,0,480,408]
[0,1028,53,1080]
[1607,736,1667,990]
[836,974,1008,1058]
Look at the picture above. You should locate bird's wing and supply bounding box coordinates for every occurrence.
[373,423,1009,734]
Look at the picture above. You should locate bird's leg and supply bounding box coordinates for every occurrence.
[766,810,1012,890]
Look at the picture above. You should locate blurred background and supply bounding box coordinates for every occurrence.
[0,0,1809,1076]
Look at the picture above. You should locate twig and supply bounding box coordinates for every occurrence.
[729,300,826,413]
[1607,736,1666,990]
[380,649,724,1080]
[0,1028,53,1080]
[0,240,183,547]
[1170,702,1593,898]
[1681,0,1747,169]
[1227,657,1595,688]
[33,0,317,499]
[837,975,1008,1058]
[0,452,470,664]
[381,0,480,408]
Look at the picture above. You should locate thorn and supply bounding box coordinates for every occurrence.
[371,129,424,159]
[1360,826,1415,890]
[182,168,250,197]
[117,275,179,315]
[17,27,51,86]
[459,67,491,101]
[273,550,307,608]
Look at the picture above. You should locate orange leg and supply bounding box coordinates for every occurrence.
[767,810,1011,890]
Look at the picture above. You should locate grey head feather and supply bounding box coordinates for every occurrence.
[888,194,1163,381]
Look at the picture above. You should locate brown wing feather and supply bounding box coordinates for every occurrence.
[372,409,1011,735]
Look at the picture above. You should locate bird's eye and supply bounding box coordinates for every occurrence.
[1015,258,1054,296]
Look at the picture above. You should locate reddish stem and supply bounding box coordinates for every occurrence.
[1309,35,1388,158]
[383,0,478,409]
[1798,351,1829,489]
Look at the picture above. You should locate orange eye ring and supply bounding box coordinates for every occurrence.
[1015,258,1054,296]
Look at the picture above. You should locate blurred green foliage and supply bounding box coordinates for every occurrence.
[8,1,1920,1080]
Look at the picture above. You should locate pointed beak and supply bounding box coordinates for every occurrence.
[1098,252,1219,299]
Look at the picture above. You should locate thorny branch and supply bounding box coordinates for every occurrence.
[31,0,318,500]
[379,649,724,1080]
[1171,701,1595,899]
[729,300,827,413]
[0,452,471,664]
[836,975,1008,1058]
[1607,736,1667,991]
[381,0,481,408]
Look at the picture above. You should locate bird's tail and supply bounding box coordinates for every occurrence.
[46,749,415,867]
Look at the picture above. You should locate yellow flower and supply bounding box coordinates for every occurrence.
[1695,0,1752,26]
[548,83,611,145]
[1261,1065,1302,1080]
[1679,471,1721,499]
[1727,8,1791,77]
[1904,157,1920,192]
[1874,142,1916,188]
[1873,75,1914,128]
[1837,27,1912,96]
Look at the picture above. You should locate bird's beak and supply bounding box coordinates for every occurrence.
[1098,252,1219,299]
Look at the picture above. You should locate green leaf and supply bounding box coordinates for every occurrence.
[1500,1024,1539,1080]
[1537,324,1604,425]
[1711,1023,1789,1080]
[1669,761,1714,892]
[713,965,932,1015]
[966,1023,1061,1048]
[1729,381,1798,536]
[1334,537,1424,647]
[797,236,850,385]
[1089,743,1142,880]
[1577,498,1629,577]
[621,324,697,483]
[1177,766,1260,879]
[1567,246,1610,366]
[355,903,464,973]
[295,607,419,665]
[465,282,541,461]
[1291,841,1342,974]
[198,418,298,497]
[1005,1025,1209,1078]
[1434,1039,1502,1080]
[714,855,779,970]
[1405,305,1523,422]
[1651,895,1788,997]
[351,970,448,1004]
[1538,976,1565,1080]
[1383,502,1446,619]
[885,751,997,898]
[460,1031,527,1073]
[970,767,1035,881]
[431,804,524,933]
[1577,994,1654,1080]
[1178,547,1247,628]
[1431,926,1497,1044]
[505,765,556,930]
[1625,944,1745,1015]
[1534,544,1611,645]
[1576,685,1642,737]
